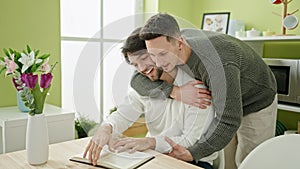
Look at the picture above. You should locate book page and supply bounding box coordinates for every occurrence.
[70,145,154,169]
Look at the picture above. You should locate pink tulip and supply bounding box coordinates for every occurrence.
[40,73,53,89]
[21,73,38,89]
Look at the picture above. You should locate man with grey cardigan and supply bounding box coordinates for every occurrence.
[131,13,278,168]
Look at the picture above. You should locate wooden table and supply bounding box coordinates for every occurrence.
[0,137,202,169]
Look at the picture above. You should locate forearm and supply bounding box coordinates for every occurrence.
[100,123,113,133]
[131,71,173,98]
[189,108,241,160]
[188,65,242,160]
[169,81,212,108]
[105,109,141,136]
[105,112,134,135]
[106,91,145,135]
[187,117,239,160]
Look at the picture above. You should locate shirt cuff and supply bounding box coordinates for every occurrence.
[101,121,119,137]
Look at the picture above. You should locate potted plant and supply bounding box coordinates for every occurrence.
[74,113,98,139]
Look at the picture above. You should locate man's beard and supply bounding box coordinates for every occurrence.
[157,67,163,79]
[148,67,163,81]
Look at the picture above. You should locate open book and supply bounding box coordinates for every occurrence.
[70,146,155,169]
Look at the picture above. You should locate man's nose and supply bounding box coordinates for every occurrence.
[138,63,147,72]
[155,57,164,68]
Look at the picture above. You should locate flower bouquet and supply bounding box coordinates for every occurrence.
[0,45,57,165]
[0,45,57,116]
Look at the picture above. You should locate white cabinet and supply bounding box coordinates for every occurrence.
[0,104,75,154]
[238,36,300,57]
[238,36,300,41]
[278,103,300,113]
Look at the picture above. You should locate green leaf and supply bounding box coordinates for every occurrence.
[31,83,49,115]
[29,110,35,116]
[38,54,50,59]
[26,45,31,53]
[30,64,37,72]
[15,51,21,59]
[14,51,23,68]
[3,48,9,57]
[6,72,12,76]
[0,57,4,62]
[25,102,30,107]
[0,67,6,74]
[9,48,14,55]
[35,50,40,57]
[22,50,27,55]
[35,62,43,69]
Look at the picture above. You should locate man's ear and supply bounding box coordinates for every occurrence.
[178,37,184,50]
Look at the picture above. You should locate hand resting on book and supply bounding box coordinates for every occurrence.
[113,137,156,153]
[83,123,115,166]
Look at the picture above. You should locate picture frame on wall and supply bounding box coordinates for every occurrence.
[201,12,230,34]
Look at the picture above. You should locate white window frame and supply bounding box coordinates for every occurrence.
[60,0,144,122]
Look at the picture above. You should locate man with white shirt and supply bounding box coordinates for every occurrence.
[84,27,217,169]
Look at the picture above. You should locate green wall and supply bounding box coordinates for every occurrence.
[194,0,300,35]
[264,41,300,59]
[278,110,299,130]
[144,0,158,13]
[0,0,61,107]
[155,0,300,34]
[157,0,194,24]
[153,0,300,130]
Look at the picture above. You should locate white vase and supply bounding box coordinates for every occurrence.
[26,114,49,165]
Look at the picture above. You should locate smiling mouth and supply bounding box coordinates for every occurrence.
[143,67,154,75]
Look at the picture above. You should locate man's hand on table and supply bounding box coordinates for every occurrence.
[165,136,194,162]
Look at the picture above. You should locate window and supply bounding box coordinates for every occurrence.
[60,0,143,122]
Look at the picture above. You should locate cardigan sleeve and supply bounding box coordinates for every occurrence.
[187,64,242,160]
[130,71,173,99]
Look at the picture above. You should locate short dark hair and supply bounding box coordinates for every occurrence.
[139,13,181,41]
[121,27,147,64]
